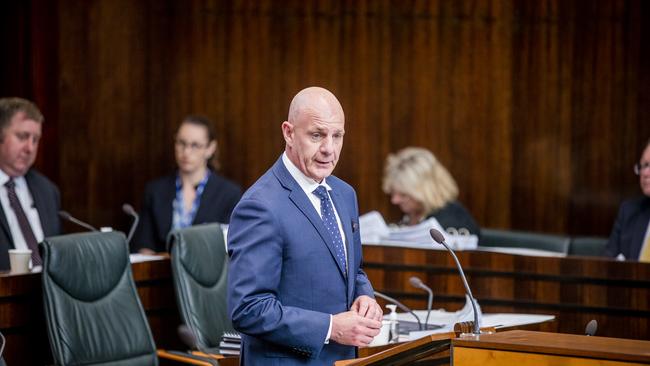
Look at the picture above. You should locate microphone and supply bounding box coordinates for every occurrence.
[409,276,433,330]
[585,319,597,336]
[374,290,423,331]
[122,203,139,246]
[429,228,480,335]
[59,210,98,232]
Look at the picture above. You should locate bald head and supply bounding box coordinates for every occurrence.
[282,87,346,182]
[287,87,344,127]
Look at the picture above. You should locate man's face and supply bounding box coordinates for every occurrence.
[0,111,42,177]
[640,145,650,197]
[283,108,345,183]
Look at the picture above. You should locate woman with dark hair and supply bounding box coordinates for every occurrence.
[132,116,242,253]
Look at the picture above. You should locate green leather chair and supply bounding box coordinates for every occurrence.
[569,236,608,257]
[0,331,6,366]
[479,228,570,254]
[41,232,158,366]
[168,224,234,353]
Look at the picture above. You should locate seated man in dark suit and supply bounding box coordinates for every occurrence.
[605,138,650,261]
[0,98,61,271]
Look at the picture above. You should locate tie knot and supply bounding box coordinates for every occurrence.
[4,178,15,190]
[312,185,329,201]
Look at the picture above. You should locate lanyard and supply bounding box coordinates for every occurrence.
[172,171,210,230]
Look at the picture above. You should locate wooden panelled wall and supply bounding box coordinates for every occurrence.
[1,0,649,236]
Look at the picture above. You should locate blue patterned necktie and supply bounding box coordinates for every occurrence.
[312,186,347,274]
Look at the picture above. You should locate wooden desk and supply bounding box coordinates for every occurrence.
[2,246,649,363]
[452,330,650,365]
[363,245,650,340]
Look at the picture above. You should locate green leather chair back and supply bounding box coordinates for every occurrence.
[569,236,608,257]
[480,228,570,254]
[41,232,158,366]
[168,224,233,351]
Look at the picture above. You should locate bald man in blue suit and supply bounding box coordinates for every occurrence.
[227,87,383,365]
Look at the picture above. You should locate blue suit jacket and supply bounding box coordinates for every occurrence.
[227,157,374,365]
[605,196,650,260]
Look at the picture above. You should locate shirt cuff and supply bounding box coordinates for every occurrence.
[325,314,333,344]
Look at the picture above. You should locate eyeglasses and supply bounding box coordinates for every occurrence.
[175,139,208,152]
[634,162,650,175]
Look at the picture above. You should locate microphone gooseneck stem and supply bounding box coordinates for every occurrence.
[438,240,480,335]
[126,215,139,245]
[373,291,423,331]
[71,216,98,232]
[424,287,433,330]
[60,211,98,232]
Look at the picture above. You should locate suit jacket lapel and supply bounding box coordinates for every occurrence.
[0,203,13,248]
[160,176,176,234]
[25,172,51,235]
[273,158,348,279]
[192,173,215,225]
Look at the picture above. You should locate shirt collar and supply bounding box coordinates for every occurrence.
[0,169,26,187]
[282,152,332,195]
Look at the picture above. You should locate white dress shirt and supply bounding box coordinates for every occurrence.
[0,169,45,252]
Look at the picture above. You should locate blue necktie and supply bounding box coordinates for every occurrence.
[313,186,347,274]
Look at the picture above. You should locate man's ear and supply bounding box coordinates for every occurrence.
[281,121,294,145]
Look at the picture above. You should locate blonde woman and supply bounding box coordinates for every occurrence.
[383,147,480,235]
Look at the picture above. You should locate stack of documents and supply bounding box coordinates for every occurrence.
[219,331,241,356]
[359,211,478,250]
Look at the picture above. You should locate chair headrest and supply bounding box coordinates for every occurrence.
[170,224,226,287]
[42,232,129,302]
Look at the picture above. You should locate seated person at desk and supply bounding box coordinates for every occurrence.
[0,97,61,271]
[605,138,650,261]
[382,147,480,236]
[132,115,242,253]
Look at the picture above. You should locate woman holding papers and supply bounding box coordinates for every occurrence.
[382,147,480,237]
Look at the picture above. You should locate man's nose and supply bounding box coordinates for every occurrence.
[25,138,37,153]
[320,136,334,154]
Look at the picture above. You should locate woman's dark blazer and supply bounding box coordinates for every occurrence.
[131,172,242,252]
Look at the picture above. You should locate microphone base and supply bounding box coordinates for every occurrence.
[453,321,482,337]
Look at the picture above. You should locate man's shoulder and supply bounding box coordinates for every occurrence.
[327,175,355,195]
[620,196,650,213]
[616,196,650,223]
[242,168,281,201]
[25,169,59,191]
